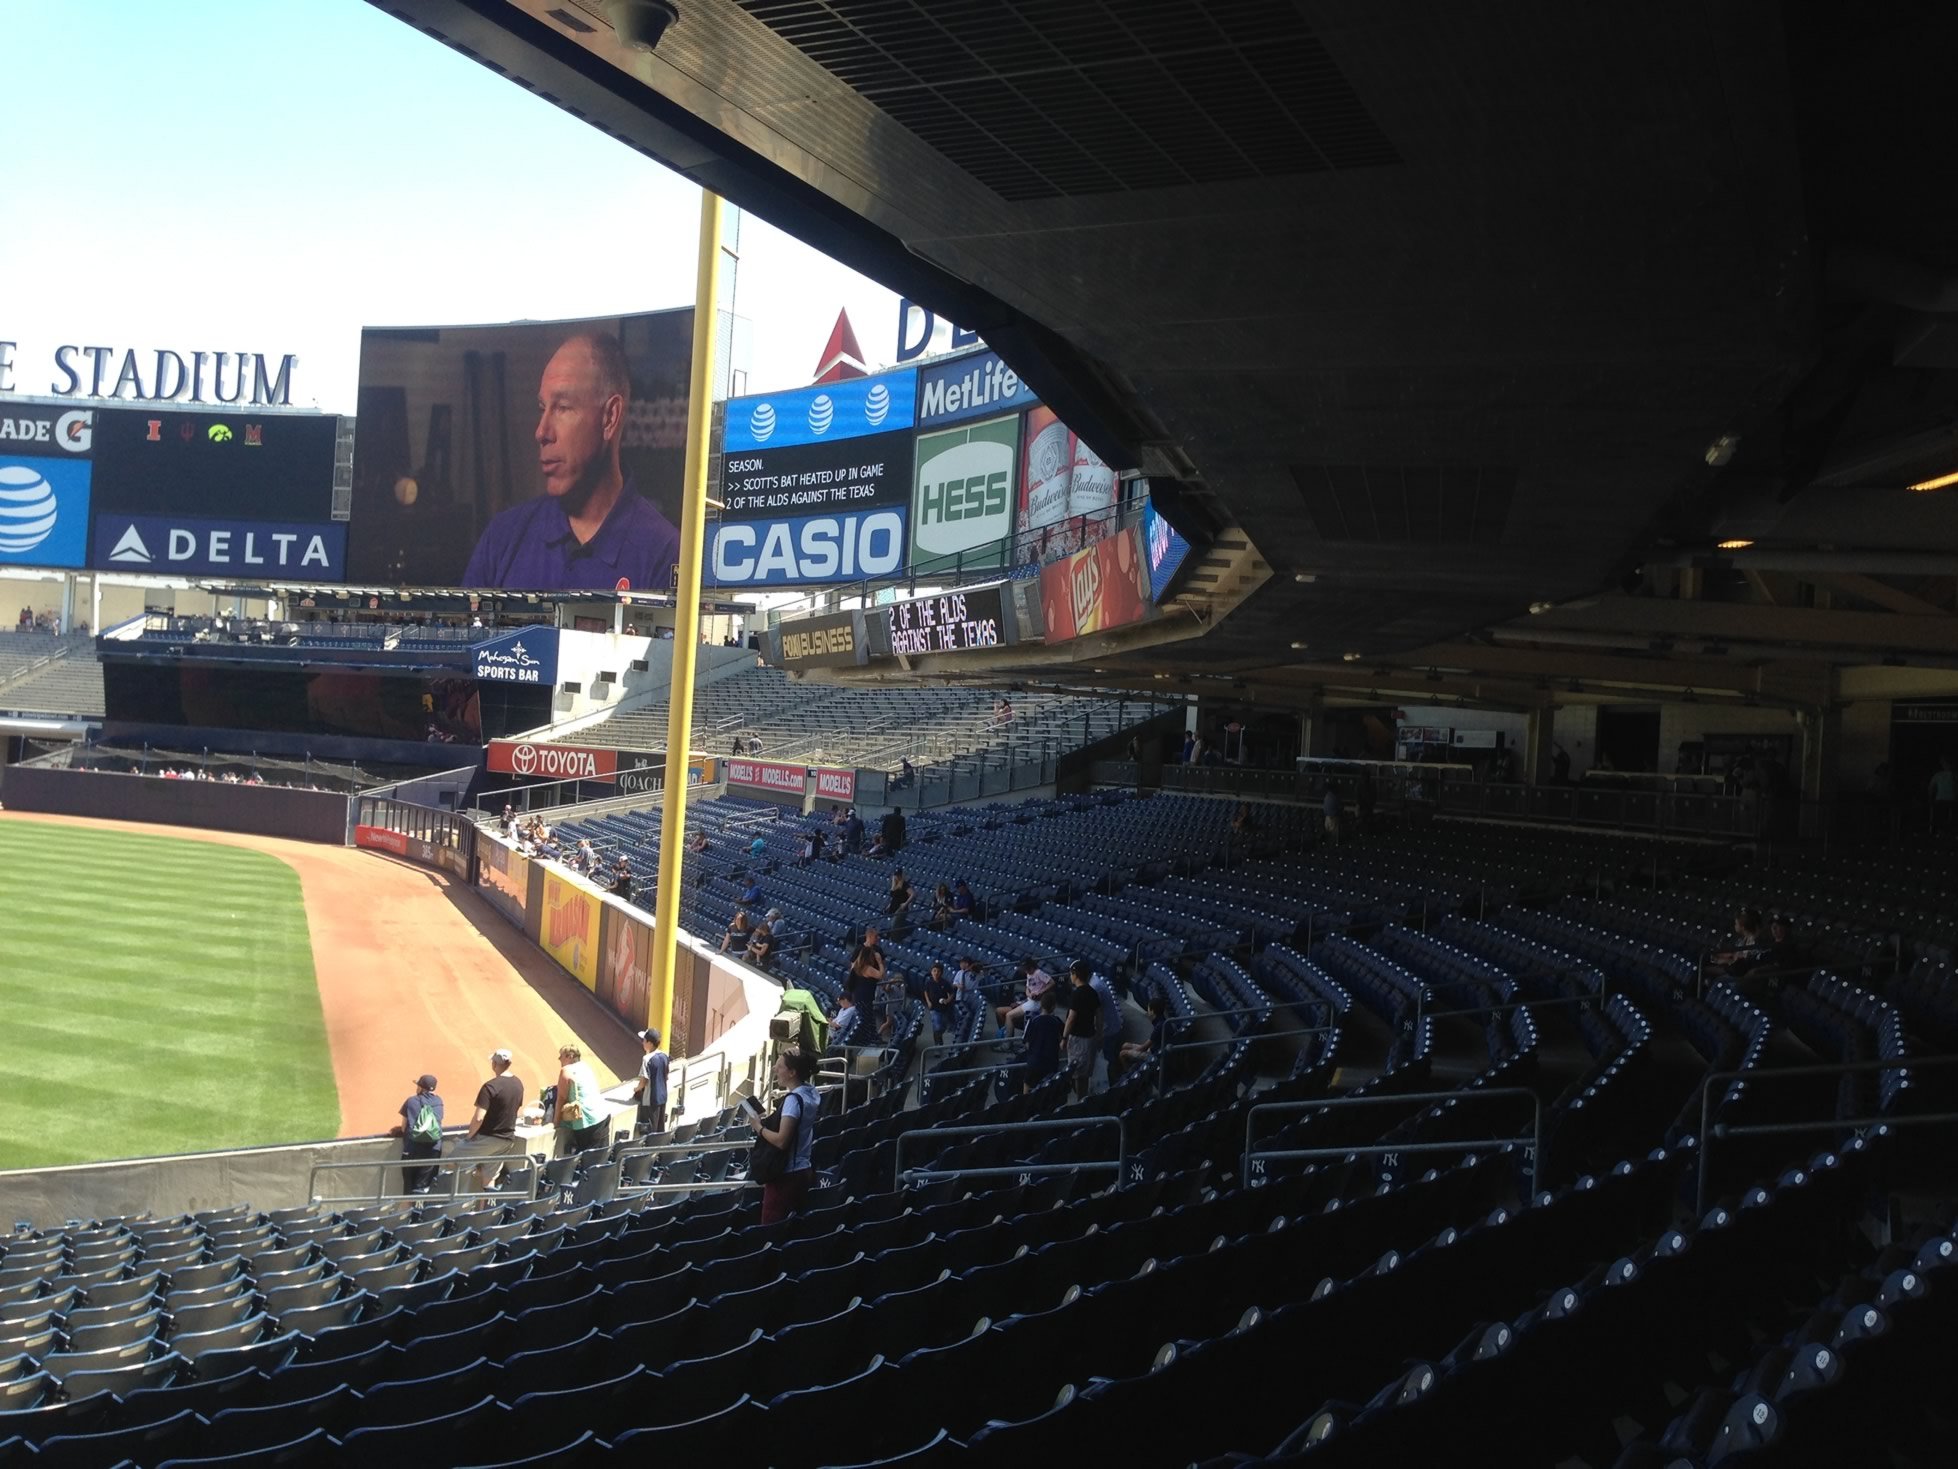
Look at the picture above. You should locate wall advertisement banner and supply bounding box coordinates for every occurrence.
[711,428,915,588]
[723,368,917,452]
[911,414,1020,569]
[616,758,717,796]
[539,870,600,990]
[1019,405,1118,560]
[1142,497,1194,602]
[598,901,656,1031]
[915,349,1039,429]
[726,758,807,794]
[353,824,411,857]
[477,838,530,929]
[487,740,620,779]
[776,609,868,669]
[472,627,559,686]
[813,768,857,801]
[1039,524,1152,644]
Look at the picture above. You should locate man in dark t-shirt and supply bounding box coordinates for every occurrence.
[1022,988,1063,1092]
[1062,961,1102,1100]
[460,1048,527,1192]
[848,927,886,1029]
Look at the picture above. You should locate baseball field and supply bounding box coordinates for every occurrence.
[0,812,637,1175]
[0,817,339,1170]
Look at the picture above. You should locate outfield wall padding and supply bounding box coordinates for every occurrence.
[3,766,352,844]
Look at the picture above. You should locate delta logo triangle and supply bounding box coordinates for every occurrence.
[109,525,153,564]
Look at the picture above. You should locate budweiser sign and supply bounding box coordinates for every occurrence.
[487,740,619,779]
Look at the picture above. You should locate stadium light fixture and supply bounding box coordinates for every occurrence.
[1342,651,1362,661]
[1907,468,1958,492]
[1716,538,1753,550]
[1290,640,1309,650]
[1528,601,1553,614]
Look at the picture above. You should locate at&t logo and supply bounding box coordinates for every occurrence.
[748,402,776,442]
[808,394,834,435]
[865,382,890,426]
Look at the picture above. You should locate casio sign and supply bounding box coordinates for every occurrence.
[913,437,1011,557]
[712,510,905,586]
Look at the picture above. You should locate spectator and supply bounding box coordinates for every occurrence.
[457,1049,526,1193]
[843,807,865,855]
[749,1046,820,1223]
[554,1043,610,1154]
[886,867,916,923]
[1321,786,1342,845]
[721,905,755,952]
[739,872,765,908]
[390,1073,445,1195]
[880,807,907,854]
[923,961,956,1043]
[688,831,710,854]
[995,956,1054,1039]
[1231,803,1258,839]
[877,968,909,1041]
[749,834,768,862]
[951,878,976,919]
[1711,906,1768,977]
[1089,968,1123,1080]
[1932,755,1957,834]
[867,831,892,860]
[1552,744,1572,784]
[848,925,886,1025]
[632,1027,669,1137]
[929,882,955,928]
[896,757,917,790]
[1022,988,1063,1093]
[1061,962,1101,1100]
[799,829,819,865]
[954,954,987,1007]
[746,909,783,969]
[608,856,633,900]
[1119,995,1172,1076]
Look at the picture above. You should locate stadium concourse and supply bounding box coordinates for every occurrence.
[1,774,1955,1464]
[0,810,640,1156]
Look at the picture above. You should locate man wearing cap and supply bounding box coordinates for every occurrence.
[457,1049,527,1192]
[632,1028,670,1136]
[745,908,783,970]
[390,1074,445,1195]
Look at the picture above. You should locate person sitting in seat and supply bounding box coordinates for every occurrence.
[950,878,977,920]
[745,909,783,970]
[886,868,916,925]
[1118,995,1171,1077]
[995,957,1054,1039]
[721,905,755,952]
[929,882,955,928]
[1710,906,1768,977]
[688,831,710,854]
[738,872,765,908]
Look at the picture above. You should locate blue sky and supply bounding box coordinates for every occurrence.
[0,0,906,410]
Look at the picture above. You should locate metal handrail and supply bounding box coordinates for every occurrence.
[893,1116,1126,1191]
[306,1153,542,1206]
[1418,983,1611,1024]
[1692,1052,1958,1213]
[1243,1086,1543,1193]
[917,1061,1026,1101]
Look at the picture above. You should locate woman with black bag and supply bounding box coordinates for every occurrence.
[749,1047,819,1223]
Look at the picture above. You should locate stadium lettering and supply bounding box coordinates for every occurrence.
[781,623,855,662]
[713,511,903,584]
[40,345,297,405]
[527,747,601,778]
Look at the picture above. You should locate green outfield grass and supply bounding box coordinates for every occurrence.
[0,819,340,1171]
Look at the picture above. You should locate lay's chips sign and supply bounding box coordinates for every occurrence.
[1039,522,1152,644]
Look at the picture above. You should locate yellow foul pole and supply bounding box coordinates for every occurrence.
[651,189,723,1042]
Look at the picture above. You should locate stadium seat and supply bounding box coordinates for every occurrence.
[154,1424,337,1467]
[31,1406,205,1469]
[336,1394,504,1459]
[610,1393,765,1456]
[202,1382,365,1457]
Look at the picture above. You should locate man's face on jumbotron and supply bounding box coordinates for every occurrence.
[535,340,620,503]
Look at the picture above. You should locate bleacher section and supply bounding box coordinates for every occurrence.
[0,635,103,718]
[3,800,1955,1465]
[583,662,1168,775]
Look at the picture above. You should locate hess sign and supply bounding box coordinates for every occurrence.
[884,584,1011,657]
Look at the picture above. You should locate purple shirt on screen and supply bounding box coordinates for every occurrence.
[462,477,679,590]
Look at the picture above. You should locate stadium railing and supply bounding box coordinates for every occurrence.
[1243,1086,1545,1194]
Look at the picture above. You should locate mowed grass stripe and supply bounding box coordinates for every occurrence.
[0,820,340,1170]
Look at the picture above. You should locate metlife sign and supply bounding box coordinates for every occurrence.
[723,368,917,453]
[91,516,346,577]
[472,628,559,687]
[915,350,1039,429]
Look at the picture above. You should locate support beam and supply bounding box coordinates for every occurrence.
[1524,707,1556,785]
[1802,572,1948,619]
[1526,595,1958,659]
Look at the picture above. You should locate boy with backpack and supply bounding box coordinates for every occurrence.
[392,1073,445,1195]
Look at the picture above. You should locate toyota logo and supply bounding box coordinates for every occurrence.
[512,743,537,774]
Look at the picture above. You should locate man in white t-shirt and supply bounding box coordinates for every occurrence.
[995,957,1053,1040]
[632,1027,669,1137]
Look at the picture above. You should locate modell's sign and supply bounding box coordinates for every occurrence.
[488,740,619,779]
[814,768,856,801]
[727,758,807,793]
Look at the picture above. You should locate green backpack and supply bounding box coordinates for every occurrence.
[409,1098,442,1147]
